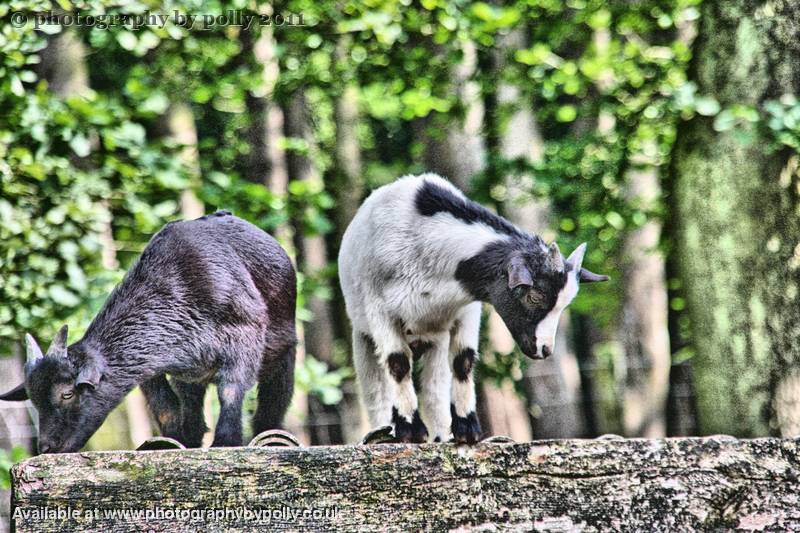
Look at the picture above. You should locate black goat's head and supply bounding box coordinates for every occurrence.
[0,325,110,454]
[488,242,608,359]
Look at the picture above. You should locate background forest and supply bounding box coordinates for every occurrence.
[1,0,800,519]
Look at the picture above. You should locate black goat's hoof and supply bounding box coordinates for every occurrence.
[481,435,515,444]
[360,425,395,445]
[136,437,186,451]
[248,430,302,448]
[596,434,624,440]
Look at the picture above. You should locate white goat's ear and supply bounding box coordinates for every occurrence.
[507,255,533,290]
[45,325,69,359]
[25,334,45,366]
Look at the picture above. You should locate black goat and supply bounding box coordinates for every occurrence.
[0,211,296,453]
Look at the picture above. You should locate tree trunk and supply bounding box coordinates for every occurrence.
[618,158,671,437]
[672,0,800,436]
[330,35,369,444]
[414,39,485,191]
[36,30,88,96]
[283,91,340,444]
[490,27,585,439]
[242,26,280,188]
[12,438,800,532]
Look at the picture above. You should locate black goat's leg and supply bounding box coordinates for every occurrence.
[212,381,246,447]
[140,375,184,442]
[173,380,208,448]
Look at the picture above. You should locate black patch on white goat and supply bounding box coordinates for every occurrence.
[415,179,522,237]
[453,348,476,382]
[409,340,434,361]
[453,238,568,357]
[388,352,410,382]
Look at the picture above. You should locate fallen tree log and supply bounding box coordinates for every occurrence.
[11,437,800,532]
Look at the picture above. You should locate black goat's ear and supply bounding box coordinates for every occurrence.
[0,383,28,402]
[45,325,69,358]
[507,255,533,290]
[76,354,106,391]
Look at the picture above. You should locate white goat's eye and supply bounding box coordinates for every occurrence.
[61,391,74,400]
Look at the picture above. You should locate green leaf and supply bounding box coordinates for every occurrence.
[556,105,577,122]
[69,133,91,157]
[48,285,80,307]
[713,110,736,132]
[117,32,138,51]
[695,96,720,116]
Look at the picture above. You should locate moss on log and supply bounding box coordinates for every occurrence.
[11,438,800,532]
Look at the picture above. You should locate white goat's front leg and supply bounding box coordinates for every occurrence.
[416,333,452,442]
[366,313,427,442]
[449,302,482,443]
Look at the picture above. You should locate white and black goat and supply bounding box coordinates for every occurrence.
[338,174,608,443]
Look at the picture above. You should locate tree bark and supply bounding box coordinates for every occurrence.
[672,0,800,436]
[12,437,800,532]
[242,26,280,188]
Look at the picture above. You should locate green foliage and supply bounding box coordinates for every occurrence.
[295,355,354,406]
[0,0,198,350]
[3,0,799,441]
[0,446,29,490]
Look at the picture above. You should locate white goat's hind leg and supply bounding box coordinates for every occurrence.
[386,346,427,443]
[417,333,452,442]
[449,302,482,443]
[361,315,426,442]
[353,330,392,429]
